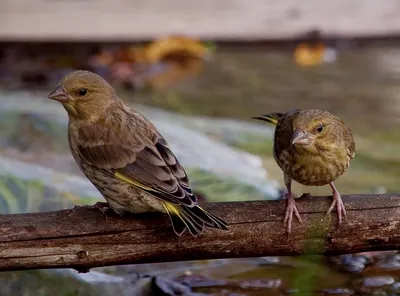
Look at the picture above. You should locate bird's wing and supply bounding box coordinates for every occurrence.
[75,110,197,207]
[273,109,300,156]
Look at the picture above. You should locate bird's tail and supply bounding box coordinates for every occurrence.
[163,203,228,237]
[252,113,284,126]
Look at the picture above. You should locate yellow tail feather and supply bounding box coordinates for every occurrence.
[163,202,228,237]
[252,113,284,126]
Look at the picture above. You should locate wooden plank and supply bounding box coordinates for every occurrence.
[1,0,400,41]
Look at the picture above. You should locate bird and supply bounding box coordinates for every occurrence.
[253,109,355,234]
[47,70,228,237]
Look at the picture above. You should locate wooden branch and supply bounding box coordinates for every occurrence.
[0,194,399,272]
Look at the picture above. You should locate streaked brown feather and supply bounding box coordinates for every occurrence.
[253,108,354,233]
[55,70,228,236]
[271,109,355,186]
[72,104,196,207]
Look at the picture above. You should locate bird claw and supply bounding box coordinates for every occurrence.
[283,194,303,234]
[99,206,112,216]
[93,202,113,217]
[325,192,347,227]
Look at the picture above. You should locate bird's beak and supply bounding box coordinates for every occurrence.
[48,85,69,103]
[291,129,312,145]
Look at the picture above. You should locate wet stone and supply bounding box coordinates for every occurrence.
[238,279,281,289]
[345,254,371,266]
[354,276,397,296]
[174,274,228,288]
[329,254,371,273]
[258,256,280,265]
[391,282,400,292]
[151,276,195,296]
[392,254,400,261]
[375,261,400,270]
[322,288,354,295]
[346,262,366,273]
[362,276,395,287]
[374,252,399,261]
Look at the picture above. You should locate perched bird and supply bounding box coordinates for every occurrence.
[48,70,228,237]
[253,109,355,233]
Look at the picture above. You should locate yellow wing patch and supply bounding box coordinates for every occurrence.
[163,202,180,215]
[114,171,154,191]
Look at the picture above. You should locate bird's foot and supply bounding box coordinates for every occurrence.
[93,202,113,216]
[283,194,303,234]
[325,192,347,226]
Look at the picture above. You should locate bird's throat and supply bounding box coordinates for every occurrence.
[62,102,79,117]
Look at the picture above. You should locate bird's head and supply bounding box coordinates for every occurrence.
[48,70,117,120]
[291,109,342,153]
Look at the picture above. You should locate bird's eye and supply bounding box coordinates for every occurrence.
[317,124,324,133]
[79,88,87,96]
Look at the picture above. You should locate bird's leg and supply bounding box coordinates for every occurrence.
[283,174,302,233]
[325,182,347,226]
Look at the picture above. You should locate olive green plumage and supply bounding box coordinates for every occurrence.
[48,70,228,237]
[254,109,355,233]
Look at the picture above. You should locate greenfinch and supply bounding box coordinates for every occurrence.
[48,70,228,237]
[254,109,355,233]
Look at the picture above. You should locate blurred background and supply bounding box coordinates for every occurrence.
[0,0,399,295]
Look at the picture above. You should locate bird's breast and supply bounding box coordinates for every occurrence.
[275,147,350,186]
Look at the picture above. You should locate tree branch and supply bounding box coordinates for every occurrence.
[0,194,399,272]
